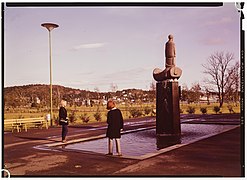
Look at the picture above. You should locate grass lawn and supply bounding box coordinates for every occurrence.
[180,102,240,114]
[4,102,240,125]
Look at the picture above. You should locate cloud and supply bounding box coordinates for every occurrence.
[72,43,107,50]
[202,17,233,27]
[75,67,152,86]
[200,37,226,46]
[102,67,153,81]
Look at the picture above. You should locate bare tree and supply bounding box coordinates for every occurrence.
[181,83,201,104]
[94,87,100,102]
[110,83,118,92]
[180,84,189,103]
[150,81,156,92]
[149,81,156,102]
[224,61,240,104]
[189,82,202,103]
[202,51,235,107]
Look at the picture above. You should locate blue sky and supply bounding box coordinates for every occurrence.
[4,2,241,92]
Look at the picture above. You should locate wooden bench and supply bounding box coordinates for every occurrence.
[4,117,49,132]
[4,119,21,132]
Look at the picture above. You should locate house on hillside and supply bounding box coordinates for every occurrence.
[199,92,218,104]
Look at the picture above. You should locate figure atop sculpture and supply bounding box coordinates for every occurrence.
[153,34,182,82]
[165,34,176,68]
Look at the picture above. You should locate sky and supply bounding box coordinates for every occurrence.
[3,2,242,92]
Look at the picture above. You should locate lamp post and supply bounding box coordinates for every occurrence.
[41,23,59,126]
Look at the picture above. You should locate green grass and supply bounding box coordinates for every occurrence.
[180,103,240,114]
[4,102,240,124]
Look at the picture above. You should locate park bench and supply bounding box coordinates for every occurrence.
[4,117,49,132]
[4,119,21,132]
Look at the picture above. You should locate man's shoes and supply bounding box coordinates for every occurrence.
[117,154,122,156]
[106,153,113,156]
[62,140,67,143]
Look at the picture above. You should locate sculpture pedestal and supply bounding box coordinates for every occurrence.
[156,81,181,149]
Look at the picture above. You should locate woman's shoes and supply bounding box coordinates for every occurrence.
[106,153,122,156]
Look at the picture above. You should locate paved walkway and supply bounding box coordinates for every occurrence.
[3,114,244,177]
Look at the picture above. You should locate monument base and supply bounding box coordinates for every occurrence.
[156,81,181,149]
[156,133,181,149]
[156,81,181,134]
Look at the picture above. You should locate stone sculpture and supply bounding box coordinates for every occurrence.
[153,34,182,81]
[153,34,182,149]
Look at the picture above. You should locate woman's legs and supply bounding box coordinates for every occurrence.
[115,138,122,155]
[62,124,68,142]
[108,138,113,155]
[107,138,122,155]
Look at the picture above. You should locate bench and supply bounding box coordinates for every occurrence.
[4,117,49,132]
[4,119,21,132]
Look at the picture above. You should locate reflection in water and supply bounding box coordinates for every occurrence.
[156,134,181,149]
[63,124,235,157]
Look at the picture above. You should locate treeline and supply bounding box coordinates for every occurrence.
[4,84,156,108]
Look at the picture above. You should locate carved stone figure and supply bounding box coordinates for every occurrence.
[165,34,176,68]
[153,34,182,81]
[153,34,182,148]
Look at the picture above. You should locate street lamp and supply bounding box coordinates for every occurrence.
[41,23,59,126]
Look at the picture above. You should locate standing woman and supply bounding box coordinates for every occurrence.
[59,100,69,143]
[106,100,124,156]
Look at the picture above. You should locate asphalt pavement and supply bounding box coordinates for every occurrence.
[3,113,244,177]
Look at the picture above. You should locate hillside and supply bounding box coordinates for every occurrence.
[4,84,155,108]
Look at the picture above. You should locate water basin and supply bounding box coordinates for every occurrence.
[60,124,237,158]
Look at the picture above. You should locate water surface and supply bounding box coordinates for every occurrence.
[63,124,235,156]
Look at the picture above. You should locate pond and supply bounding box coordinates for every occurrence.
[61,124,236,158]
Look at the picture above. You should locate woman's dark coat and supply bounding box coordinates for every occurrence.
[106,108,123,138]
[59,106,68,125]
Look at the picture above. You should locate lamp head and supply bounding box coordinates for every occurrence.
[41,23,59,31]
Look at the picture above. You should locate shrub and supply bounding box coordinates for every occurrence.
[80,113,90,123]
[227,105,235,113]
[94,108,102,122]
[54,116,59,125]
[186,106,195,114]
[18,115,24,119]
[151,109,156,117]
[144,106,152,116]
[200,107,207,114]
[129,108,143,118]
[180,108,184,113]
[31,102,40,108]
[213,106,221,114]
[68,111,77,123]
